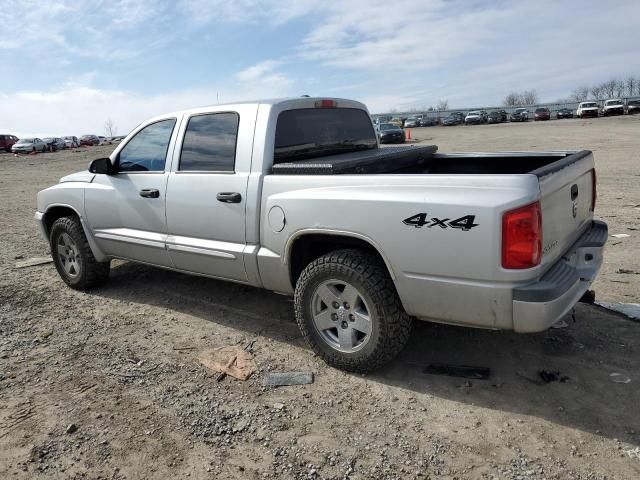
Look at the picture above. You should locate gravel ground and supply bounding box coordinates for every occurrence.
[1,115,639,479]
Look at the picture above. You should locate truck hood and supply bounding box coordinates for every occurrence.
[60,171,96,183]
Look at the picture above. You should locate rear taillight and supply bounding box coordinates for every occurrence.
[502,201,542,269]
[314,99,337,108]
[591,168,597,212]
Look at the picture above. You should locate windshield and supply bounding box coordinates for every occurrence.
[535,108,548,113]
[606,100,622,105]
[515,109,527,113]
[19,138,34,143]
[379,123,396,131]
[468,111,480,115]
[581,103,597,108]
[629,101,640,105]
[274,108,377,163]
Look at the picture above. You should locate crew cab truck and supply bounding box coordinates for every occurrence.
[602,99,625,116]
[577,101,600,118]
[36,97,607,372]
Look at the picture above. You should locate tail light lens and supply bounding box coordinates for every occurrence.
[314,99,337,108]
[502,201,542,269]
[591,168,597,212]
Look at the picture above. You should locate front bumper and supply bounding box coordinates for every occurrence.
[512,220,608,332]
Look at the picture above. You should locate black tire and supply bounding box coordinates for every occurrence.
[50,216,110,290]
[294,249,412,372]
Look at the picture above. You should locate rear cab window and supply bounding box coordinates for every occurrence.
[274,108,377,163]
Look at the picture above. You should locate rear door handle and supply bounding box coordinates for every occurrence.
[216,192,242,203]
[139,188,160,198]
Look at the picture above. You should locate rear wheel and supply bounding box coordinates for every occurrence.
[294,249,412,372]
[50,216,110,290]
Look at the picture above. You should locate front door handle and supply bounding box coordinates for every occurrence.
[139,188,160,198]
[216,192,242,203]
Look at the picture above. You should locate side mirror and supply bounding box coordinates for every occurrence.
[89,157,115,174]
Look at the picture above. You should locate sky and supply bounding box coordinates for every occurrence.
[0,0,637,137]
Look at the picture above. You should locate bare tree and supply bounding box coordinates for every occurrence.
[615,79,626,98]
[590,85,602,100]
[521,89,538,105]
[104,118,117,138]
[571,86,590,101]
[503,91,522,106]
[602,79,617,98]
[436,99,449,111]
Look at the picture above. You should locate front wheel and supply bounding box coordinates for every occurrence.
[294,249,412,372]
[50,216,110,290]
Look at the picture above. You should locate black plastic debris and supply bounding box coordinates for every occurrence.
[423,364,490,380]
[538,370,569,383]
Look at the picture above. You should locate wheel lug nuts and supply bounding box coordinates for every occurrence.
[343,303,350,309]
[331,313,338,321]
[349,314,354,321]
[332,302,340,309]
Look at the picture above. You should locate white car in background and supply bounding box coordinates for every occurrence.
[602,99,624,116]
[64,136,80,148]
[577,101,599,118]
[11,137,48,153]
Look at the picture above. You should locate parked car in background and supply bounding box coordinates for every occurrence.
[11,138,47,153]
[403,117,420,128]
[440,115,458,126]
[64,136,80,148]
[577,102,599,118]
[389,117,404,128]
[556,108,573,119]
[487,111,503,124]
[602,99,624,116]
[377,122,406,143]
[450,112,465,124]
[495,109,508,122]
[42,137,66,151]
[465,110,485,125]
[510,108,529,122]
[80,135,100,146]
[415,114,435,127]
[0,134,19,152]
[627,100,640,114]
[534,107,551,121]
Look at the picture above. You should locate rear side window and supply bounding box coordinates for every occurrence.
[274,108,377,163]
[179,113,239,172]
[118,119,176,172]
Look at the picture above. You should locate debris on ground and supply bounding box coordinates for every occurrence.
[198,346,257,381]
[617,268,638,274]
[609,372,631,384]
[65,424,78,434]
[611,233,630,238]
[263,371,314,387]
[625,447,640,460]
[551,319,569,329]
[595,302,640,320]
[423,364,490,379]
[538,370,569,384]
[15,256,53,268]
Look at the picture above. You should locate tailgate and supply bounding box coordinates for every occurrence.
[534,151,596,269]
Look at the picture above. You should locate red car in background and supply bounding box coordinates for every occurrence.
[0,134,19,152]
[534,107,551,121]
[80,134,100,146]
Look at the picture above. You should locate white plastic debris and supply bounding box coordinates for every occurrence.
[595,302,640,320]
[609,373,631,384]
[611,234,630,238]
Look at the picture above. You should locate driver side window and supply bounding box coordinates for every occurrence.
[118,118,176,172]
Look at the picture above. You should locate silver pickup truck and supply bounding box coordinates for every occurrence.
[36,97,607,372]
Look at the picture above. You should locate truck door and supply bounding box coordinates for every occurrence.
[165,107,254,282]
[85,118,178,267]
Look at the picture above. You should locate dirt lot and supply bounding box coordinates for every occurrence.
[1,116,639,479]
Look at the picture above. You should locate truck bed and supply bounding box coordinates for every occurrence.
[271,146,587,177]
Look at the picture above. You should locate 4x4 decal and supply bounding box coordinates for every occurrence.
[402,213,478,231]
